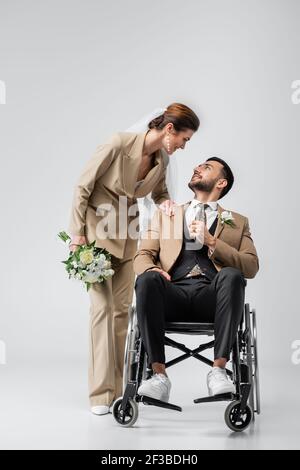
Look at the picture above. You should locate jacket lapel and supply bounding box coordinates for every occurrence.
[121,132,147,198]
[134,150,163,198]
[169,201,190,254]
[214,204,225,239]
[122,131,165,198]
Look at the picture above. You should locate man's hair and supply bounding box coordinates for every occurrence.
[206,157,234,199]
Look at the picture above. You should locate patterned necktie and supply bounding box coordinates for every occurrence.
[185,203,209,278]
[194,202,208,225]
[187,202,208,242]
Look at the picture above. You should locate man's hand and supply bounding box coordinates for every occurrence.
[159,199,176,217]
[148,267,171,281]
[203,225,216,251]
[189,221,216,251]
[189,220,204,243]
[70,235,87,252]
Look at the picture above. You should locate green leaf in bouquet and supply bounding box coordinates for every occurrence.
[58,231,71,243]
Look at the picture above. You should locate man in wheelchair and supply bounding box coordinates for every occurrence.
[133,157,259,403]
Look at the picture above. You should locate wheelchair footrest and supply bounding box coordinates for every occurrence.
[139,395,182,412]
[194,393,234,404]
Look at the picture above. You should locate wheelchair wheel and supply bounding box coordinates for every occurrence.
[123,305,139,392]
[251,308,261,414]
[123,305,148,395]
[112,397,139,428]
[245,305,261,415]
[224,400,253,432]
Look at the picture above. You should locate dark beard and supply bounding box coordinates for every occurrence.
[188,177,217,193]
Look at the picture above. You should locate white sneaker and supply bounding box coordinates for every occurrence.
[138,373,171,402]
[207,367,236,396]
[90,405,110,415]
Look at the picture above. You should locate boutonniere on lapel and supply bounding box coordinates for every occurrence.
[218,211,235,227]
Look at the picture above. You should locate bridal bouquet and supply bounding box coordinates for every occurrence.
[58,231,114,291]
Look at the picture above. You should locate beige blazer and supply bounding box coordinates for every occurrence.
[68,132,170,259]
[133,202,259,279]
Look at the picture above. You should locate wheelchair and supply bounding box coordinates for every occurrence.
[112,300,260,432]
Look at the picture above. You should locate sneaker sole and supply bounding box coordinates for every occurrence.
[137,388,170,402]
[208,384,235,396]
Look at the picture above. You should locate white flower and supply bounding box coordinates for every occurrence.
[94,253,107,269]
[104,269,114,277]
[219,211,235,226]
[79,250,94,266]
[97,258,106,269]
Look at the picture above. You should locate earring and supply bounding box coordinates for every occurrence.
[166,134,171,153]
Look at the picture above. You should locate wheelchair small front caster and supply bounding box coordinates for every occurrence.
[224,400,253,432]
[112,397,139,427]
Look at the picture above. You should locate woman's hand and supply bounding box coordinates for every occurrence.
[70,235,87,252]
[159,199,176,216]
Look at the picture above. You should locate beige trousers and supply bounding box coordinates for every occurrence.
[88,255,135,406]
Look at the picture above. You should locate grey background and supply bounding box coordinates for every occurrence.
[0,0,299,449]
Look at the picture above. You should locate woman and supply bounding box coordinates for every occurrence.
[68,103,200,414]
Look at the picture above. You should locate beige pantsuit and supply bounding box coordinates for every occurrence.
[68,131,170,406]
[88,255,135,406]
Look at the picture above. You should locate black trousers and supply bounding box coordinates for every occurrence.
[135,267,246,365]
